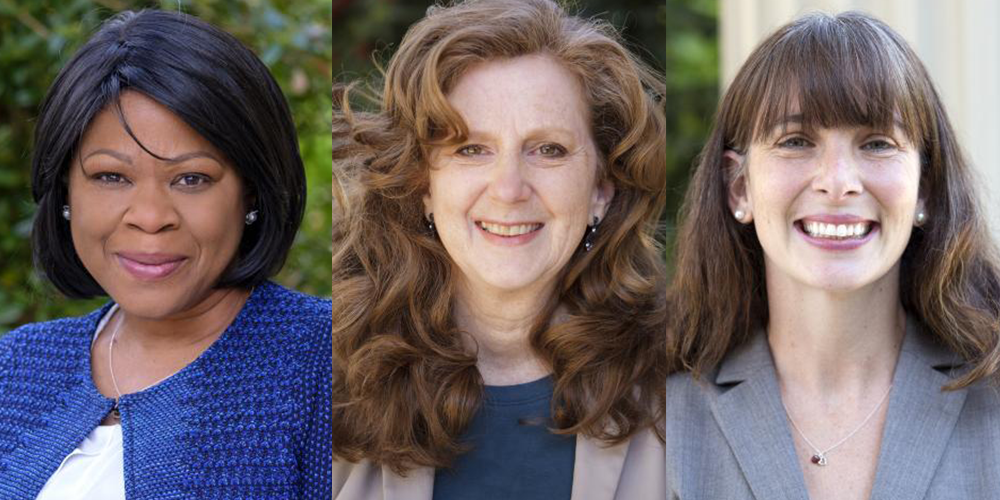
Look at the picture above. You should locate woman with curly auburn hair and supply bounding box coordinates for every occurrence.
[666,11,1000,499]
[332,0,666,497]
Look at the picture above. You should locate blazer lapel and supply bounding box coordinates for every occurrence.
[869,319,967,499]
[570,434,629,500]
[710,333,810,500]
[383,464,434,500]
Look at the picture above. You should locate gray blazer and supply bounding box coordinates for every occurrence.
[664,319,1000,499]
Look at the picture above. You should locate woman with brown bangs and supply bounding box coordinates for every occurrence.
[332,0,666,498]
[665,11,1000,500]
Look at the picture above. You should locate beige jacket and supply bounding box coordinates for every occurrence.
[333,428,664,499]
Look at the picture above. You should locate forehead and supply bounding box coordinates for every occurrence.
[749,84,918,146]
[446,54,590,133]
[79,91,221,158]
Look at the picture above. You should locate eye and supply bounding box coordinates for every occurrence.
[537,143,568,157]
[456,144,486,156]
[94,172,127,184]
[174,173,211,187]
[861,138,896,152]
[776,136,812,149]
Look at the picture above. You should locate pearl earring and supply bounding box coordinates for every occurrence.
[916,211,927,225]
[62,205,71,221]
[426,213,436,233]
[734,210,745,222]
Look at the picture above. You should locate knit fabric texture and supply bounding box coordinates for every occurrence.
[0,281,332,499]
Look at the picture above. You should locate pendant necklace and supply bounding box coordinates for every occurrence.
[782,383,893,466]
[106,315,124,423]
[106,313,176,423]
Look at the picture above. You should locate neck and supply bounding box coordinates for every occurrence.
[453,276,553,386]
[766,264,904,395]
[117,287,250,350]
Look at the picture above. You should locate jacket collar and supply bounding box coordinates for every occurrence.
[710,332,809,499]
[709,317,967,499]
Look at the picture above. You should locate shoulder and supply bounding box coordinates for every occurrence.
[0,305,111,361]
[242,281,331,343]
[665,371,718,417]
[333,460,385,500]
[251,281,332,320]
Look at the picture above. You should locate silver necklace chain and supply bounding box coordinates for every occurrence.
[781,383,893,466]
[106,312,179,422]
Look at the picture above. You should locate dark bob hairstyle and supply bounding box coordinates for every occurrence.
[31,10,305,298]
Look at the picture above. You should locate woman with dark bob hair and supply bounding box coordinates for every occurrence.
[666,11,1000,499]
[0,10,331,499]
[332,0,666,497]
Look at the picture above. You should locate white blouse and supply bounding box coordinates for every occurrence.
[36,305,126,500]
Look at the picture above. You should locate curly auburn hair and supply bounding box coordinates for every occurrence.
[668,11,1000,389]
[333,0,666,473]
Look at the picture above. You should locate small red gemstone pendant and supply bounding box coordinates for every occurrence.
[811,454,828,466]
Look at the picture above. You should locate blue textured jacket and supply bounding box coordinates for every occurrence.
[0,282,331,499]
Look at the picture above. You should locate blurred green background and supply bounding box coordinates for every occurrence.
[332,0,719,270]
[0,0,332,333]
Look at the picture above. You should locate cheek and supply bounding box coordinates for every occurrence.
[428,169,481,217]
[186,190,245,248]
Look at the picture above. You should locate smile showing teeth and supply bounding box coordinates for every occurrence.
[478,221,542,237]
[802,221,871,240]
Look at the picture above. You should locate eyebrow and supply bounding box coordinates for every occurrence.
[81,149,221,165]
[766,114,907,134]
[465,127,581,141]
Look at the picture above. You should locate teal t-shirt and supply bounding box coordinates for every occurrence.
[432,376,576,499]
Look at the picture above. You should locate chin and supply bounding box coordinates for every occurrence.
[796,266,884,293]
[463,264,548,294]
[102,283,187,319]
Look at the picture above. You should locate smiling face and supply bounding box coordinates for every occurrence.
[729,115,924,292]
[423,54,614,297]
[67,91,246,319]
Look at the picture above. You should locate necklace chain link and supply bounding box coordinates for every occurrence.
[782,383,893,467]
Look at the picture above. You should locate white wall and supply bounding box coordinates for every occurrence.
[720,0,1000,236]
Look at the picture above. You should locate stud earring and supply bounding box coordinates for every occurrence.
[734,209,745,222]
[584,216,600,252]
[245,210,258,225]
[62,205,71,221]
[426,213,436,234]
[915,211,927,225]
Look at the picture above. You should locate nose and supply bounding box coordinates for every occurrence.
[487,151,532,203]
[811,144,863,200]
[122,181,180,233]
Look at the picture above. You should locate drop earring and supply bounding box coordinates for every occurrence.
[426,213,436,234]
[245,210,258,225]
[584,216,600,252]
[62,205,71,221]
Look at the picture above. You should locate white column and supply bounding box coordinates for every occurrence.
[720,0,1000,237]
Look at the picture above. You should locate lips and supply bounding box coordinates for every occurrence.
[474,219,544,246]
[116,252,187,280]
[476,221,543,237]
[795,216,879,250]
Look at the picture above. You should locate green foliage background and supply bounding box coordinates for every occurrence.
[0,0,332,333]
[333,0,718,270]
[663,0,717,270]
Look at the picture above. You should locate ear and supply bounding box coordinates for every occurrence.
[725,150,752,223]
[591,178,615,222]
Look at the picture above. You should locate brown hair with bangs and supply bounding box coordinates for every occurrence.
[333,0,667,473]
[668,11,1000,387]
